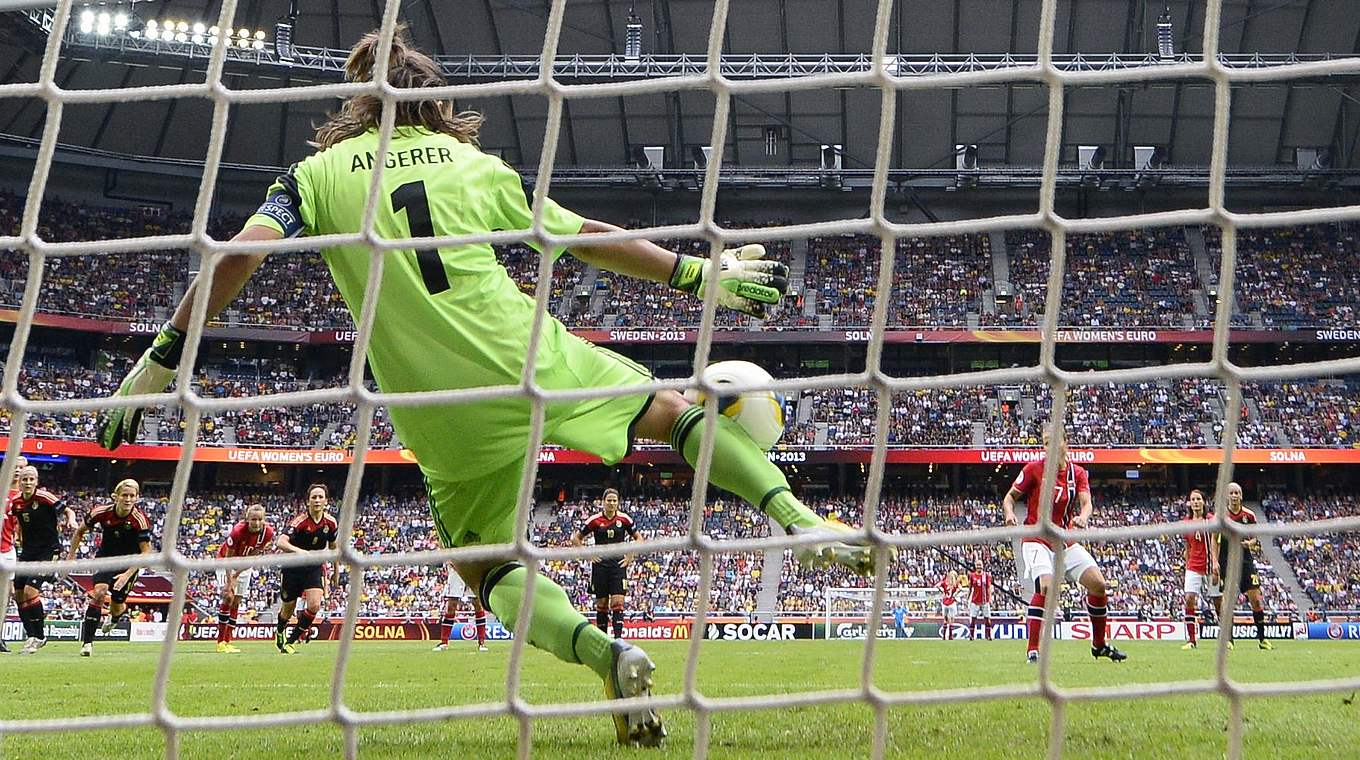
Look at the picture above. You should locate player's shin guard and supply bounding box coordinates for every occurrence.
[985,618,993,640]
[1253,608,1266,642]
[1086,593,1108,649]
[611,603,625,639]
[217,601,232,644]
[1185,604,1198,645]
[1026,594,1045,654]
[475,609,487,646]
[288,609,315,645]
[81,604,101,644]
[595,602,609,633]
[481,562,613,679]
[671,407,818,530]
[440,616,456,645]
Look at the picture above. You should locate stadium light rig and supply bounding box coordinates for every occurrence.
[76,5,269,50]
[1156,6,1174,61]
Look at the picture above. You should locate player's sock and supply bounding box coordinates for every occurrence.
[81,604,101,644]
[481,562,613,679]
[475,609,487,646]
[984,618,993,640]
[1086,593,1108,649]
[595,605,609,632]
[217,601,232,644]
[18,597,44,640]
[611,604,625,638]
[288,609,316,644]
[1252,608,1266,642]
[1025,593,1045,654]
[671,407,818,530]
[440,616,456,645]
[227,600,240,644]
[1185,604,1198,645]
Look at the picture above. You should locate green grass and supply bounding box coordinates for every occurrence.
[2,639,1357,758]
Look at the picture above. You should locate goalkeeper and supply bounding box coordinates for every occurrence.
[97,26,880,747]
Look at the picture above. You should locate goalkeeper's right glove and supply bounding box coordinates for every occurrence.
[668,244,790,319]
[96,323,185,451]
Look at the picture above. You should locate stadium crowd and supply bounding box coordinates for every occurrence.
[11,191,1360,331]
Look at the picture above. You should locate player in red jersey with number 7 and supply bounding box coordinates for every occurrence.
[1002,429,1126,664]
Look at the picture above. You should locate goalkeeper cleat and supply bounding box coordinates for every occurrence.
[1181,641,1197,650]
[80,643,92,657]
[216,642,241,654]
[275,628,287,652]
[280,643,296,655]
[1258,640,1274,651]
[1091,644,1128,662]
[1026,650,1039,664]
[431,643,448,652]
[1225,640,1235,651]
[604,640,665,747]
[787,519,888,576]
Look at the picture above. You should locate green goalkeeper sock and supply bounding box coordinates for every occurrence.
[670,405,820,530]
[483,563,614,680]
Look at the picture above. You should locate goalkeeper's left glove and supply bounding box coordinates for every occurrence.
[668,244,789,318]
[96,322,185,451]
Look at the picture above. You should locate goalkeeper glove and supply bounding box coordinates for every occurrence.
[668,244,789,318]
[96,322,185,451]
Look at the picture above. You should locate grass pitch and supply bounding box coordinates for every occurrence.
[1,639,1357,758]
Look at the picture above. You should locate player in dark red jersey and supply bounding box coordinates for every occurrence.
[572,489,637,638]
[11,465,76,654]
[0,455,27,653]
[215,504,275,653]
[1180,489,1217,650]
[275,483,339,654]
[966,559,994,641]
[66,479,153,657]
[1211,482,1273,650]
[1002,430,1126,664]
[937,570,962,640]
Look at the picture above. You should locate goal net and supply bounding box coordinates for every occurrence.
[2,0,1360,757]
[824,586,939,640]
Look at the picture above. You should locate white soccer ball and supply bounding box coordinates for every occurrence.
[683,360,787,451]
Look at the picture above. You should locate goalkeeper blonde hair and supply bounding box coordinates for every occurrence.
[313,25,483,150]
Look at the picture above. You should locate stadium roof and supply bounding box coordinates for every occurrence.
[1,0,1359,175]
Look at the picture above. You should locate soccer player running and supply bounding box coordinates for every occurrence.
[1211,482,1273,651]
[0,455,27,653]
[94,27,878,746]
[572,489,637,639]
[274,484,339,654]
[11,465,76,654]
[215,503,274,653]
[433,560,488,652]
[1180,488,1216,650]
[966,559,994,641]
[1002,430,1126,664]
[66,479,153,657]
[937,569,961,640]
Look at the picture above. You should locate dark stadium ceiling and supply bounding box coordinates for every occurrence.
[1,0,1360,176]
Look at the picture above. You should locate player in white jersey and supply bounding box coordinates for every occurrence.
[433,561,487,651]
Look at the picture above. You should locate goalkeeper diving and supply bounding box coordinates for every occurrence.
[96,26,885,747]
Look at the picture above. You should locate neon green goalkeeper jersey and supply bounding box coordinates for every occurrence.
[246,127,593,481]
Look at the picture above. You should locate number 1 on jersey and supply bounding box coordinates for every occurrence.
[390,180,451,294]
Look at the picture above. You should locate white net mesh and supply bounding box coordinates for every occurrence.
[1,0,1359,757]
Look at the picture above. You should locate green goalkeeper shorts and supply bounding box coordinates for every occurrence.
[425,339,653,549]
